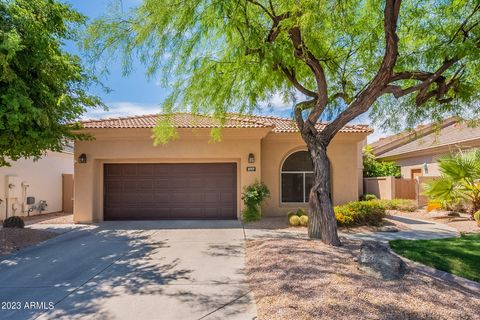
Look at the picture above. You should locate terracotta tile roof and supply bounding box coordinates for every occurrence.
[80,113,372,133]
[377,121,480,159]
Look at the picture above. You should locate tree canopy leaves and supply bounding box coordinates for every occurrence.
[85,0,480,139]
[363,146,401,178]
[0,0,102,166]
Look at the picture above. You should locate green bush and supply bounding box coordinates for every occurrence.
[299,215,308,226]
[373,199,417,212]
[363,146,401,178]
[3,216,25,228]
[289,215,301,226]
[360,194,378,201]
[241,181,270,222]
[287,211,297,219]
[474,211,480,227]
[334,201,386,227]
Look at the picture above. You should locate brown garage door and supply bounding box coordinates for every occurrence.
[104,163,237,220]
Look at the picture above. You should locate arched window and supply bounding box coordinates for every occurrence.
[281,151,314,203]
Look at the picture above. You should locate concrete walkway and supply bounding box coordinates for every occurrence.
[0,221,256,320]
[343,215,459,242]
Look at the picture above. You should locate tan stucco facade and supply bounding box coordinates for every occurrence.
[74,127,367,223]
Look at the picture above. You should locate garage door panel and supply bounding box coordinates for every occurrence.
[104,163,237,220]
[153,179,170,189]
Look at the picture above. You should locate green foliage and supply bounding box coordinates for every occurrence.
[423,149,480,215]
[390,233,480,282]
[363,146,400,178]
[360,194,378,201]
[474,211,480,227]
[334,201,386,227]
[85,0,480,137]
[241,181,270,222]
[373,199,417,212]
[0,0,102,166]
[242,205,261,223]
[288,208,308,219]
[3,216,25,228]
[288,215,301,226]
[299,215,308,227]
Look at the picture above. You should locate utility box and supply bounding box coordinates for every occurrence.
[26,197,35,205]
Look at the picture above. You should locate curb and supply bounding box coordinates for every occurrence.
[389,249,480,295]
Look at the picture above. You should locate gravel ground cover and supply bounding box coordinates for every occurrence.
[245,237,480,320]
[390,210,479,234]
[0,228,57,256]
[23,212,73,225]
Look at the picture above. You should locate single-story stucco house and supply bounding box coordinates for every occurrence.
[74,113,372,223]
[372,118,480,179]
[0,148,74,220]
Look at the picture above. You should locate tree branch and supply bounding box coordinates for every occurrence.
[383,58,458,105]
[280,67,318,98]
[320,0,402,142]
[288,26,329,128]
[246,0,275,20]
[294,99,317,136]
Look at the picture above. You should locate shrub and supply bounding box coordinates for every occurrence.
[334,201,386,227]
[289,215,301,226]
[474,211,480,227]
[296,208,307,217]
[360,194,378,201]
[427,201,442,212]
[363,146,401,178]
[287,211,297,219]
[373,199,417,212]
[287,208,308,221]
[299,215,309,226]
[3,216,25,228]
[241,181,270,222]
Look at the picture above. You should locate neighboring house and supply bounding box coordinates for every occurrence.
[74,113,371,223]
[0,148,74,220]
[372,118,480,179]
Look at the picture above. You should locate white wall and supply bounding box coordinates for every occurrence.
[0,152,73,219]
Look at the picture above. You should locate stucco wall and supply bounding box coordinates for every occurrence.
[260,132,367,217]
[0,152,73,219]
[74,128,367,222]
[394,154,441,178]
[74,128,267,223]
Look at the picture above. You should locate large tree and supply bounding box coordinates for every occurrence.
[0,0,101,166]
[86,0,480,245]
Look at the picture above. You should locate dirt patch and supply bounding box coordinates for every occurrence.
[0,228,57,257]
[23,212,73,225]
[390,210,479,234]
[246,237,480,320]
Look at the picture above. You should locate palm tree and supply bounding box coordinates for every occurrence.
[424,149,480,218]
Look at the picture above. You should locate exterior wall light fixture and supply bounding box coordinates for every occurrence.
[78,153,87,164]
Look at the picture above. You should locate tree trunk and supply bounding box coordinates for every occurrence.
[307,140,341,246]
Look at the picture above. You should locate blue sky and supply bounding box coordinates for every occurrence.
[64,0,387,142]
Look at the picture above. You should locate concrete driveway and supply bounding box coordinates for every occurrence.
[0,221,256,320]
